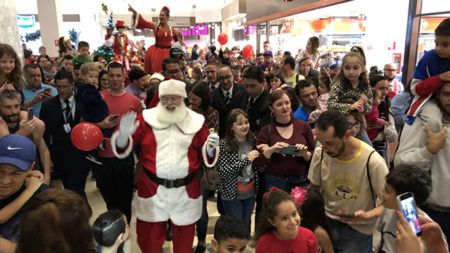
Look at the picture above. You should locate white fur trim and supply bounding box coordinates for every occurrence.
[202,143,219,168]
[143,108,205,134]
[158,80,186,98]
[132,186,202,225]
[111,131,133,159]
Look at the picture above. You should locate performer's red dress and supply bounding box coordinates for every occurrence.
[135,14,179,73]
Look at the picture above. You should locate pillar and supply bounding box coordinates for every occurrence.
[0,1,22,58]
[37,0,63,57]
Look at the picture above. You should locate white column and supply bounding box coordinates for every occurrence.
[37,0,63,57]
[0,1,22,58]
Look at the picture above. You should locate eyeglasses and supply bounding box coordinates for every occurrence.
[348,121,361,129]
[166,69,181,75]
[384,69,396,72]
[218,75,232,81]
[160,96,181,103]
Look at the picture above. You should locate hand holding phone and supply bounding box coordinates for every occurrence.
[280,145,299,155]
[397,192,422,236]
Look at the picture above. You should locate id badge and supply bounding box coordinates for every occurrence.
[64,123,72,133]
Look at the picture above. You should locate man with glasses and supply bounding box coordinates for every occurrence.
[40,71,90,197]
[383,63,403,99]
[309,110,388,253]
[211,65,247,138]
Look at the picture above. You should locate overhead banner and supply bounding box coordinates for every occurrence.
[17,15,35,28]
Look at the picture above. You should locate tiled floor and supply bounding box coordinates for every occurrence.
[84,175,256,253]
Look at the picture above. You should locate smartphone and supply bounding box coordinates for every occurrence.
[280,145,299,155]
[27,107,34,121]
[397,192,422,236]
[109,114,119,121]
[337,213,355,218]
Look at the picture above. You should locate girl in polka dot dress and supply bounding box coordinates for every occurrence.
[217,109,264,232]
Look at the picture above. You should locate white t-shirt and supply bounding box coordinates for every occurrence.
[308,141,389,234]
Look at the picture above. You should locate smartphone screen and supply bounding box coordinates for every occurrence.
[27,107,34,121]
[397,192,422,235]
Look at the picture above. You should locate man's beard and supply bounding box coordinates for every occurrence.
[438,100,450,118]
[2,113,19,123]
[327,141,345,158]
[155,101,188,124]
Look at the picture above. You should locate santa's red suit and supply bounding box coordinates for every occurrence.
[112,106,217,253]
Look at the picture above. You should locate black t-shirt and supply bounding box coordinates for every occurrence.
[0,184,49,242]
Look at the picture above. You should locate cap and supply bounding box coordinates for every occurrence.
[170,42,184,55]
[150,73,165,82]
[0,134,36,171]
[115,20,127,28]
[158,79,187,98]
[263,51,273,57]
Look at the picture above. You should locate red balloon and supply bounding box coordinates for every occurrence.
[217,33,228,45]
[70,122,104,151]
[242,45,254,59]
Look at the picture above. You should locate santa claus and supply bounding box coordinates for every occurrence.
[111,79,219,253]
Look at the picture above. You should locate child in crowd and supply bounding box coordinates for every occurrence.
[211,215,250,253]
[407,18,450,126]
[365,88,388,141]
[296,36,320,70]
[294,187,334,253]
[93,209,130,253]
[0,174,42,224]
[217,109,263,231]
[308,69,331,125]
[76,62,111,164]
[255,188,318,253]
[376,165,432,253]
[0,43,23,92]
[71,41,93,66]
[269,71,285,91]
[327,46,373,115]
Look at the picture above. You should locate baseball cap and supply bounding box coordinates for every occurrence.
[170,42,184,55]
[0,134,36,171]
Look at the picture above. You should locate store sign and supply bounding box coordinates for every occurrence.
[180,25,208,36]
[152,16,195,27]
[17,15,35,28]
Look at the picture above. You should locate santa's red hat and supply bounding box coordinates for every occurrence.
[115,20,127,28]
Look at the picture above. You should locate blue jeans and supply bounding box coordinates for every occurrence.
[195,188,214,241]
[222,196,255,230]
[328,218,373,253]
[265,174,308,192]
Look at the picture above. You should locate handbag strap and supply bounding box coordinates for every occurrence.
[267,124,271,145]
[366,150,376,208]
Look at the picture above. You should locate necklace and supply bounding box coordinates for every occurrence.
[274,118,293,127]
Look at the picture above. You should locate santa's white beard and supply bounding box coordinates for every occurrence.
[155,101,188,124]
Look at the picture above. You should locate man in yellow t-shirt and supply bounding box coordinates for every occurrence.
[281,55,304,87]
[309,111,388,253]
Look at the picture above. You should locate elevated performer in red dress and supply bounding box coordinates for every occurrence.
[129,5,184,74]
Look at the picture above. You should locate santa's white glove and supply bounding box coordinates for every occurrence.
[206,133,219,157]
[116,112,139,148]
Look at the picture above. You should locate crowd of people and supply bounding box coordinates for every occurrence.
[0,6,449,253]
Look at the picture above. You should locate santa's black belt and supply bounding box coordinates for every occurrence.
[155,44,171,49]
[143,167,195,188]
